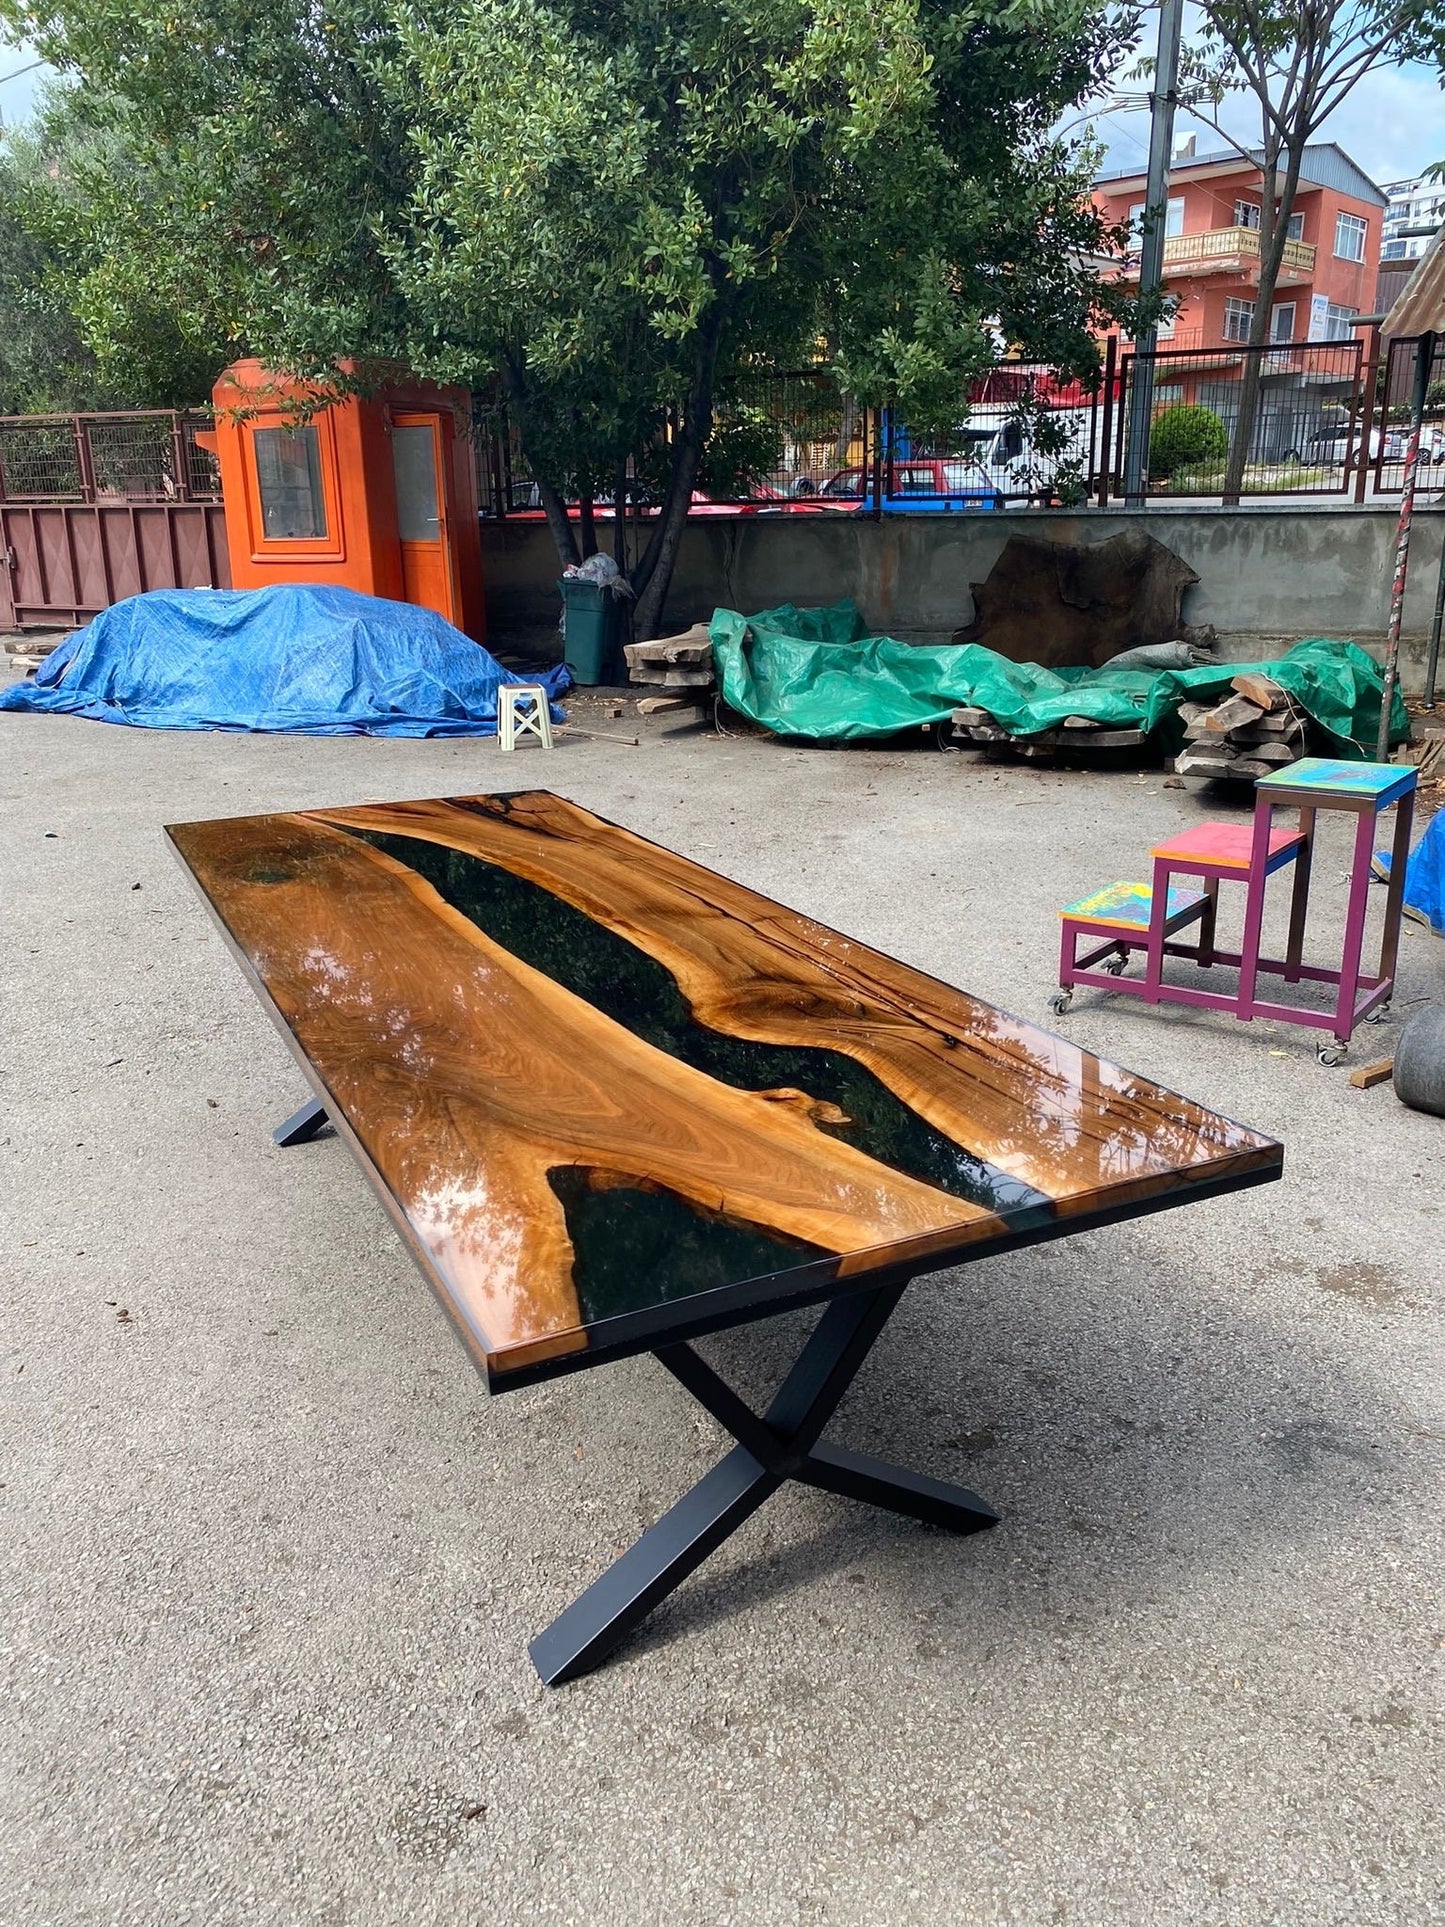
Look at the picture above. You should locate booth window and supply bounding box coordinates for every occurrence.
[253,426,328,539]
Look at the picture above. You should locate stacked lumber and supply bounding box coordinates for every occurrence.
[4,632,67,674]
[1173,673,1309,782]
[623,623,716,715]
[950,706,1146,757]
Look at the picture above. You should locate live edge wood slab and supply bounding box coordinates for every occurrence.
[168,789,1282,1389]
[168,790,1282,1682]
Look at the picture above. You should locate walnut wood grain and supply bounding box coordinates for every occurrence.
[315,792,1274,1214]
[167,812,997,1376]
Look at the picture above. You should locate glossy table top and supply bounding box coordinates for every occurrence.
[167,791,1283,1388]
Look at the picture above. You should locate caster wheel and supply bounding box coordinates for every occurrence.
[1317,1044,1345,1067]
[1364,1003,1390,1024]
[1103,953,1127,976]
[1049,992,1073,1017]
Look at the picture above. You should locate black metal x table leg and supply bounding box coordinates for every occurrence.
[528,1281,998,1686]
[273,1096,330,1147]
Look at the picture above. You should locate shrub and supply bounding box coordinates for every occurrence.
[1148,403,1228,479]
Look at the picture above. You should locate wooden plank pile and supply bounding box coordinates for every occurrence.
[1173,673,1310,782]
[623,622,717,716]
[3,632,67,674]
[950,706,1146,758]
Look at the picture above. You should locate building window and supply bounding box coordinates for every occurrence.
[1234,200,1305,242]
[1270,302,1296,344]
[252,427,328,540]
[1334,211,1368,261]
[1223,296,1255,343]
[1324,302,1359,341]
[1127,196,1186,250]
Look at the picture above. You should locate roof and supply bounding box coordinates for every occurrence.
[1383,223,1445,335]
[1094,142,1387,208]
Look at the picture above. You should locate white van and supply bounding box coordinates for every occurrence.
[950,406,1096,499]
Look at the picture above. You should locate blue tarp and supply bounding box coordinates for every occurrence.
[0,585,569,735]
[1404,809,1445,935]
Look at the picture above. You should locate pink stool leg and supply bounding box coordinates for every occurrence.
[1283,806,1314,984]
[1376,792,1415,991]
[1144,855,1171,1002]
[1235,795,1275,1020]
[1197,877,1219,968]
[1334,808,1378,1042]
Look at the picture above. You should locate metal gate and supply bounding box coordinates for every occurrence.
[0,412,230,630]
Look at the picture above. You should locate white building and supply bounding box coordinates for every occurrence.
[1381,176,1445,262]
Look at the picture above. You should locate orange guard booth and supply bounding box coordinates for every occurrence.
[209,359,486,643]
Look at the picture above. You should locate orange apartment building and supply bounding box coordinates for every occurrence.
[1092,141,1386,459]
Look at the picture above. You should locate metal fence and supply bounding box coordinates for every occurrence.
[475,364,1104,517]
[0,411,227,629]
[0,412,221,504]
[1374,331,1445,494]
[1101,339,1367,502]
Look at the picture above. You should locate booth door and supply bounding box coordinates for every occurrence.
[390,414,459,625]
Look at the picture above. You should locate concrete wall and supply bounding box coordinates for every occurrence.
[482,502,1445,681]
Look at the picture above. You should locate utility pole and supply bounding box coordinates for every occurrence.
[1121,0,1185,504]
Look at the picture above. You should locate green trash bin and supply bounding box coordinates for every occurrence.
[559,578,625,685]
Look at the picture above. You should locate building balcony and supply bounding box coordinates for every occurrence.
[1118,226,1317,286]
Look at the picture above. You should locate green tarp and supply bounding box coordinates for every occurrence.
[709,600,1409,754]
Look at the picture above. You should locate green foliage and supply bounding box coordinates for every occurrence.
[0,87,224,411]
[1149,403,1228,479]
[3,0,1143,623]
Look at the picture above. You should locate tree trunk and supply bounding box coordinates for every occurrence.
[1222,142,1306,503]
[577,492,597,559]
[534,474,581,569]
[502,350,580,569]
[631,304,725,640]
[612,459,629,568]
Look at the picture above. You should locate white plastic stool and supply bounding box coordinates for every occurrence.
[498,684,554,752]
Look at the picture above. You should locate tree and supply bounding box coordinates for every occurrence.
[1171,0,1445,501]
[0,86,223,411]
[0,133,95,413]
[5,0,1142,634]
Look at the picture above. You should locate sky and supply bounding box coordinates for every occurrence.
[1094,59,1444,190]
[2,36,1442,189]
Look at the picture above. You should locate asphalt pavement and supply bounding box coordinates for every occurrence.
[3,678,1441,1926]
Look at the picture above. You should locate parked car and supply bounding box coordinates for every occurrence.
[1301,426,1406,468]
[798,458,1004,511]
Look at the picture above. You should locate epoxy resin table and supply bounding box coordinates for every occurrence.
[168,791,1283,1683]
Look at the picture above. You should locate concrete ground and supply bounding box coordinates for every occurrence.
[3,676,1442,1927]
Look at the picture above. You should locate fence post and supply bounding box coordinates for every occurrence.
[1114,354,1131,499]
[171,414,192,503]
[1096,337,1117,508]
[1354,326,1380,506]
[73,417,96,502]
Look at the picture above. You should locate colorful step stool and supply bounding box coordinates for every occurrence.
[1054,756,1417,1063]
